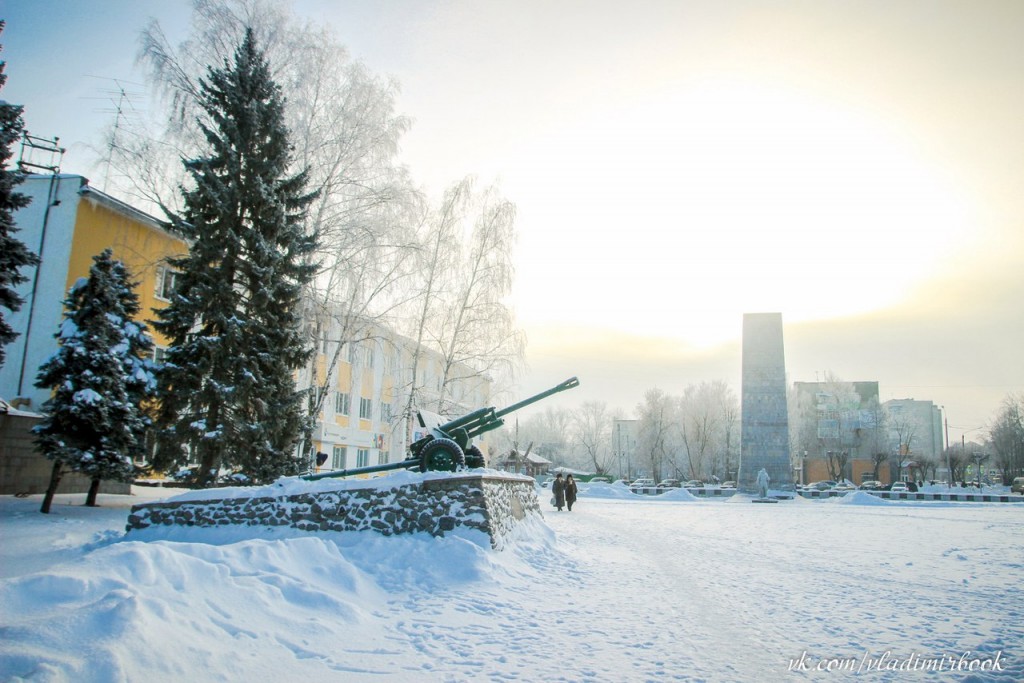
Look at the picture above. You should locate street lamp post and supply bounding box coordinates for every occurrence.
[943,408,952,489]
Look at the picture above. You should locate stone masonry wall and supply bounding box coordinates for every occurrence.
[126,473,541,550]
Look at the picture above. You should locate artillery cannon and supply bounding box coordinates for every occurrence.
[305,376,579,481]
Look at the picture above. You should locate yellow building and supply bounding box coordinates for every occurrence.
[1,174,186,409]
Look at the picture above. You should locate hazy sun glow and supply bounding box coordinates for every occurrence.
[506,79,972,347]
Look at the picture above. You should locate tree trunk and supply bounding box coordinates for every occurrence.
[85,477,101,507]
[40,461,63,514]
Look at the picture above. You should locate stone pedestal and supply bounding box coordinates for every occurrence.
[126,472,541,550]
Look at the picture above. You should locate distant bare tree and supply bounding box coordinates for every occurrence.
[636,388,677,482]
[515,406,573,465]
[889,409,920,470]
[717,386,740,481]
[860,398,891,481]
[989,393,1024,482]
[679,381,736,481]
[572,401,615,474]
[944,446,968,485]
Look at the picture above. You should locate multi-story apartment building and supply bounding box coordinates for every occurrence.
[3,173,493,475]
[791,380,886,484]
[883,398,945,480]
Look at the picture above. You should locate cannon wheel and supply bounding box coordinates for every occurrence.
[464,445,485,469]
[419,437,466,472]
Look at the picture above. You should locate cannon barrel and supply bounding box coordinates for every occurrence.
[436,376,580,436]
[304,458,419,481]
[494,376,580,419]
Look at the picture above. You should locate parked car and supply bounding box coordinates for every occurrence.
[889,481,909,492]
[588,476,612,483]
[833,482,856,491]
[1013,477,1024,494]
[630,478,656,488]
[720,481,736,489]
[658,479,681,488]
[858,480,882,490]
[683,480,703,488]
[803,481,836,491]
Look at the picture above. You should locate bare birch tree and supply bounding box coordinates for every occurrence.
[572,401,615,474]
[431,181,523,412]
[678,380,738,481]
[399,178,524,419]
[636,388,676,482]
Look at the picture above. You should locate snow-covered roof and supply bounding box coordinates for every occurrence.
[498,452,551,466]
[0,398,43,419]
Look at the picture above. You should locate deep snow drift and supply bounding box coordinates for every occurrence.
[1,480,1021,682]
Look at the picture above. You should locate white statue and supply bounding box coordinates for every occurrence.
[756,467,770,499]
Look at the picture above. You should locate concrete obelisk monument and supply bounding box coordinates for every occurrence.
[739,312,793,496]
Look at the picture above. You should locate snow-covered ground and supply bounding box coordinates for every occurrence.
[1,480,1021,682]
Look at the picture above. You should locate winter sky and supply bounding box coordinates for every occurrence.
[2,0,1022,439]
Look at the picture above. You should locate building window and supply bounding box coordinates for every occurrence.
[381,402,392,423]
[356,448,369,468]
[377,449,387,465]
[155,266,180,301]
[359,397,373,420]
[151,346,167,364]
[335,392,350,416]
[331,445,346,469]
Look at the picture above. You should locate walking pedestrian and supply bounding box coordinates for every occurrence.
[552,473,566,511]
[565,474,578,511]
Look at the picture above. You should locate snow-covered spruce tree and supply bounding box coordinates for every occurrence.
[34,249,156,513]
[152,29,318,487]
[0,24,40,369]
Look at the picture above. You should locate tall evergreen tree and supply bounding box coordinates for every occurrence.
[0,23,40,369]
[152,29,318,486]
[34,250,155,513]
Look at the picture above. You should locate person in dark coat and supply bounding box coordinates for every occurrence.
[552,473,566,511]
[565,474,578,511]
